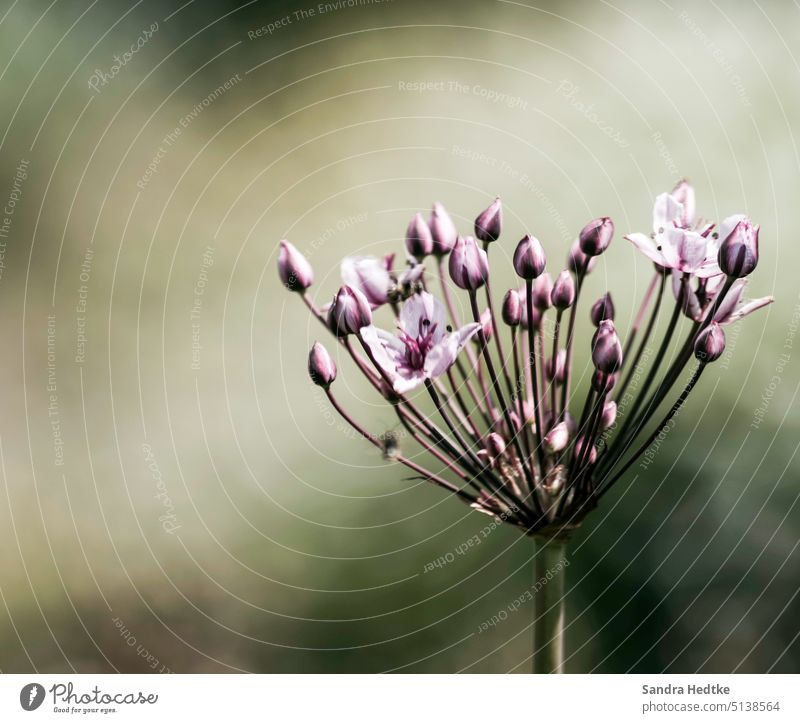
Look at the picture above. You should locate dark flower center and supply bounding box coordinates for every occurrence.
[398,317,438,370]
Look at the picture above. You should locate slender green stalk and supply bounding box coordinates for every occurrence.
[525,280,546,474]
[533,538,568,674]
[559,265,586,419]
[469,291,536,496]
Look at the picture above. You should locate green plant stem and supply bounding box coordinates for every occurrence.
[533,537,567,674]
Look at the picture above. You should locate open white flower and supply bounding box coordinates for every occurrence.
[360,291,480,393]
[626,183,719,276]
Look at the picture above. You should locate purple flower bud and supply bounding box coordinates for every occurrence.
[308,342,337,388]
[579,216,614,256]
[591,370,616,394]
[474,197,503,243]
[449,235,489,290]
[590,292,615,326]
[564,411,577,437]
[486,432,506,458]
[428,202,458,256]
[694,322,726,363]
[600,400,617,430]
[521,300,541,330]
[278,240,313,292]
[532,273,553,310]
[567,239,598,275]
[405,212,434,260]
[551,270,576,310]
[546,349,566,384]
[501,289,522,327]
[330,285,372,336]
[591,320,623,374]
[543,421,569,454]
[477,308,493,344]
[512,234,546,279]
[718,216,759,278]
[573,436,597,465]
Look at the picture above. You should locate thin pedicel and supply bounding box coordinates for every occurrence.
[280,180,772,673]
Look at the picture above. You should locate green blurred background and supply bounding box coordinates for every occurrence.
[0,0,797,673]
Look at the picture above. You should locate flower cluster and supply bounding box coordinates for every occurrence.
[280,181,772,538]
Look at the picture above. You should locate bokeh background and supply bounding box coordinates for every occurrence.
[0,0,798,673]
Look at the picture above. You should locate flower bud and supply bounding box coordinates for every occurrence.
[694,322,726,363]
[591,320,623,374]
[600,400,617,430]
[278,240,313,292]
[478,308,493,343]
[501,289,522,327]
[591,370,616,394]
[551,270,576,310]
[546,349,566,384]
[567,239,597,275]
[486,432,506,459]
[474,197,503,243]
[405,212,434,259]
[449,235,489,290]
[718,215,759,278]
[590,292,615,326]
[512,234,546,279]
[532,273,553,310]
[543,421,569,454]
[330,285,372,336]
[671,180,696,227]
[428,202,458,256]
[522,302,541,330]
[308,342,337,388]
[579,216,614,256]
[564,411,577,437]
[573,436,597,465]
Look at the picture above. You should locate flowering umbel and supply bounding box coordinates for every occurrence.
[281,184,770,540]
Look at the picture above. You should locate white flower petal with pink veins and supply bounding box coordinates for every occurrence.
[667,227,708,272]
[341,255,392,308]
[625,232,665,266]
[714,279,774,325]
[399,291,447,344]
[424,323,481,378]
[652,192,684,232]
